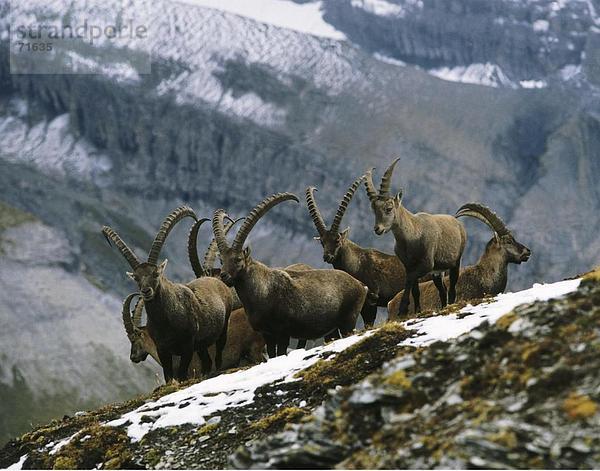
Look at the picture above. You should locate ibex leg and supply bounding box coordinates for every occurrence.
[157,348,174,383]
[448,265,460,304]
[177,350,192,381]
[276,336,290,356]
[432,273,447,308]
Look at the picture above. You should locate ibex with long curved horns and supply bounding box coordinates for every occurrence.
[102,206,233,382]
[122,294,264,373]
[388,203,531,318]
[306,175,406,327]
[365,159,467,316]
[212,193,368,357]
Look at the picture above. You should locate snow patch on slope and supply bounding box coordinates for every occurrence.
[0,102,112,183]
[350,0,407,17]
[107,333,371,441]
[400,278,581,347]
[429,63,515,88]
[172,0,345,39]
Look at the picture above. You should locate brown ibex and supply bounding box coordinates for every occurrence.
[102,206,233,382]
[306,175,406,327]
[212,193,368,357]
[388,203,531,318]
[365,159,467,316]
[122,294,264,373]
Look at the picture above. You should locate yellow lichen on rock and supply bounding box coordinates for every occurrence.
[563,392,598,420]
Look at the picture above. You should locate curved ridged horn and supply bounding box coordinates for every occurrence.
[455,203,511,236]
[187,218,211,278]
[147,206,198,265]
[379,157,400,196]
[132,297,144,328]
[232,193,300,250]
[212,209,230,256]
[204,216,243,273]
[364,168,377,202]
[102,226,141,269]
[305,187,327,237]
[330,174,365,233]
[122,293,139,339]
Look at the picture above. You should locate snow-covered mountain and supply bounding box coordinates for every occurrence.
[1,0,600,446]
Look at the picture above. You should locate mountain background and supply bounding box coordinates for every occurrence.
[1,0,599,445]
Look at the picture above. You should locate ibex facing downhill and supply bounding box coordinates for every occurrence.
[213,193,368,357]
[102,206,233,382]
[365,159,467,317]
[306,175,406,327]
[388,203,531,318]
[122,294,264,373]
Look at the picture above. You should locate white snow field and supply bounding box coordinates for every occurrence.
[6,276,582,468]
[173,0,345,40]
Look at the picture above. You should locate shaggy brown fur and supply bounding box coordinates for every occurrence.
[213,193,368,358]
[102,206,233,383]
[388,203,531,319]
[365,159,466,316]
[306,175,405,327]
[123,296,265,375]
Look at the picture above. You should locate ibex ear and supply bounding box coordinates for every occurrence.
[313,236,321,241]
[159,259,168,273]
[493,232,500,244]
[340,227,350,240]
[243,246,251,259]
[126,272,135,281]
[395,190,403,204]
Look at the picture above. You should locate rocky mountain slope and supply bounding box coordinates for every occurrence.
[0,271,597,469]
[1,0,600,447]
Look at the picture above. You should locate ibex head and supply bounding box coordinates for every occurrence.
[456,203,531,264]
[305,174,365,264]
[102,206,198,301]
[122,293,150,363]
[212,193,299,286]
[364,158,402,235]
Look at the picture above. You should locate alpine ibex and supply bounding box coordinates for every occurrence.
[212,193,368,358]
[122,294,264,373]
[306,175,406,327]
[188,215,244,310]
[365,159,467,316]
[102,206,233,382]
[388,203,531,318]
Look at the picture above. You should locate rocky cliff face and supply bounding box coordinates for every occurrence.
[1,0,600,446]
[323,0,600,86]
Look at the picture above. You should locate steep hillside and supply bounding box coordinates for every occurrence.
[1,272,596,469]
[0,200,158,445]
[1,0,600,447]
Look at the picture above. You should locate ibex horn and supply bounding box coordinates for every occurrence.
[455,202,511,236]
[330,174,365,233]
[203,216,243,273]
[147,206,198,265]
[187,218,211,278]
[379,157,400,196]
[364,168,378,202]
[102,226,141,269]
[232,193,300,250]
[305,187,327,237]
[122,293,139,339]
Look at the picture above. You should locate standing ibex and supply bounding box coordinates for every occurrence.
[388,203,531,318]
[365,159,467,316]
[122,294,264,373]
[306,175,406,327]
[102,206,233,382]
[212,193,368,357]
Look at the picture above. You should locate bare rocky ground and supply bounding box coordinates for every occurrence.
[1,269,599,469]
